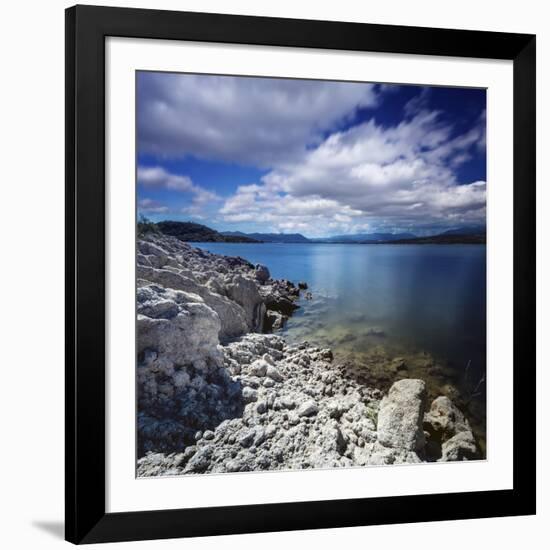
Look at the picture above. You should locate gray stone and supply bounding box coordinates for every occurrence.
[424,396,471,440]
[377,379,427,451]
[255,264,270,284]
[265,310,285,331]
[266,365,284,382]
[249,358,268,377]
[297,400,319,417]
[238,430,256,448]
[440,431,478,461]
[242,387,258,403]
[135,234,480,476]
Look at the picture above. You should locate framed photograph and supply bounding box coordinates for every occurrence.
[65,5,536,544]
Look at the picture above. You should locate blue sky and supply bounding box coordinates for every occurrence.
[137,72,486,237]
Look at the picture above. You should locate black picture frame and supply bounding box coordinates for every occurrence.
[65,4,536,544]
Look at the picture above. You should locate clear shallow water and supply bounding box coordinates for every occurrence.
[194,242,487,453]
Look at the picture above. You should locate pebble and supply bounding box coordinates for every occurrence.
[297,400,319,417]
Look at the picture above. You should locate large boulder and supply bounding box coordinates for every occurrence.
[137,284,221,366]
[377,379,427,452]
[137,264,250,340]
[226,275,265,332]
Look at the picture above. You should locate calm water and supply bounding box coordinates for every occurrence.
[194,242,487,451]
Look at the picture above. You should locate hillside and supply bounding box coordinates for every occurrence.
[441,225,486,236]
[148,221,485,245]
[389,233,486,244]
[222,231,310,243]
[156,221,260,243]
[312,232,417,243]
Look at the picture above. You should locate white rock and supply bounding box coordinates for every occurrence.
[136,235,480,475]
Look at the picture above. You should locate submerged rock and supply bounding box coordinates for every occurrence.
[264,310,286,331]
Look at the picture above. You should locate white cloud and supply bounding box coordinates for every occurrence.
[137,73,379,167]
[137,166,194,191]
[137,198,169,214]
[137,166,221,206]
[219,110,486,236]
[137,74,486,236]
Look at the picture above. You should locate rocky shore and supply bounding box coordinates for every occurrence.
[136,233,479,476]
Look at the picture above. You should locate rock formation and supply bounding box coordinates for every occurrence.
[136,233,478,476]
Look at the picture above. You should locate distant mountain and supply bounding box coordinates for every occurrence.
[441,225,487,236]
[156,221,260,243]
[151,221,485,245]
[389,232,486,245]
[222,231,310,243]
[312,232,417,243]
[312,228,485,244]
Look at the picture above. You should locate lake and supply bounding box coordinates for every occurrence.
[194,242,487,453]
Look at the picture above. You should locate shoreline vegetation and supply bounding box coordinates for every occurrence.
[137,230,481,476]
[138,218,486,245]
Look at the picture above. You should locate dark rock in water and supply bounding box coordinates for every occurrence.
[366,327,386,337]
[319,348,333,362]
[339,333,356,344]
[391,358,407,372]
[265,295,299,316]
[259,278,301,316]
[279,279,299,296]
[427,365,445,377]
[264,310,286,331]
[298,281,308,290]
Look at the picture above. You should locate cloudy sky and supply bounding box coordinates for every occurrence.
[136,71,486,237]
